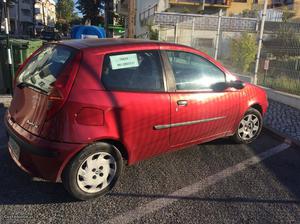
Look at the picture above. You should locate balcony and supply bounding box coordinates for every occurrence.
[272,0,294,4]
[169,0,230,7]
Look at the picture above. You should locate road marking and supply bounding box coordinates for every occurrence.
[104,143,291,224]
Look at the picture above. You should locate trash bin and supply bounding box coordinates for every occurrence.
[0,38,44,94]
[11,39,44,73]
[0,36,10,94]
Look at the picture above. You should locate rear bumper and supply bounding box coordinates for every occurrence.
[4,112,85,182]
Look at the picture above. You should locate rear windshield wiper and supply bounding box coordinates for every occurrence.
[17,82,48,94]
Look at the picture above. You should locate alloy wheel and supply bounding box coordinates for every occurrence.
[76,152,117,194]
[237,114,260,141]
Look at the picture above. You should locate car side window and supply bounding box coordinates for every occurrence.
[167,51,226,91]
[101,51,164,92]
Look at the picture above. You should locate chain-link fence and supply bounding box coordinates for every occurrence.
[149,5,300,95]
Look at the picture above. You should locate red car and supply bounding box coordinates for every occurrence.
[5,39,268,200]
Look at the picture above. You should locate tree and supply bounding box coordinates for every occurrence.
[55,0,76,34]
[231,33,257,72]
[76,0,103,26]
[56,0,75,23]
[240,9,259,18]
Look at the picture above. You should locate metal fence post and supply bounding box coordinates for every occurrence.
[214,9,222,60]
[254,0,268,85]
[191,18,195,47]
[158,24,161,41]
[174,22,178,44]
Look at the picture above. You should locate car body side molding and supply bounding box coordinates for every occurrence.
[153,116,227,130]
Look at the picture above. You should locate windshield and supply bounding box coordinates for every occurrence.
[17,45,75,93]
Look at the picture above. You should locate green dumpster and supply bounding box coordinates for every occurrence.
[0,38,44,94]
[10,38,44,73]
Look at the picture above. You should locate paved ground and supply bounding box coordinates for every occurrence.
[0,103,300,223]
[264,99,300,142]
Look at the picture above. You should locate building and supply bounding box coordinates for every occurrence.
[8,0,35,36]
[274,0,300,21]
[35,0,56,30]
[117,0,299,37]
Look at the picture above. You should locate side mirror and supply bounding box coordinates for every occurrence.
[211,80,245,92]
[228,80,245,90]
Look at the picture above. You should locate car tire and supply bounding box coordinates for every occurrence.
[232,108,263,144]
[62,142,123,200]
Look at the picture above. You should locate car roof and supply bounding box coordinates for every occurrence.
[58,38,187,50]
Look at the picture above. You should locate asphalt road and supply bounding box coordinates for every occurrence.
[0,105,299,223]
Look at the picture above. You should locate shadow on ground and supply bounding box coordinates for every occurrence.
[0,103,76,204]
[0,101,299,207]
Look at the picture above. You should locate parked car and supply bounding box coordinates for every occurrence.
[5,39,268,200]
[40,30,61,41]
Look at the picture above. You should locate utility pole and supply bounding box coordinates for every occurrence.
[105,0,114,38]
[214,9,222,60]
[3,0,14,93]
[33,0,36,37]
[191,18,195,47]
[254,0,268,85]
[42,0,46,27]
[128,0,135,38]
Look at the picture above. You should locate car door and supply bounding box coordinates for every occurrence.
[100,50,171,163]
[163,50,240,147]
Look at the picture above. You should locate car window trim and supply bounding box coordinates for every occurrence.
[101,49,168,93]
[162,50,228,93]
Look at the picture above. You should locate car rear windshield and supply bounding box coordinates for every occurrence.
[17,44,76,93]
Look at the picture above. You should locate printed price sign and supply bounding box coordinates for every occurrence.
[110,54,139,70]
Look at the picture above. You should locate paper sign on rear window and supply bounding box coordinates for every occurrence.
[110,54,139,70]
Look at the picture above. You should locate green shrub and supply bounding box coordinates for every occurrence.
[231,33,257,73]
[258,74,300,95]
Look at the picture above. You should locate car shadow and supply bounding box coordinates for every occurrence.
[0,144,76,205]
[0,103,75,205]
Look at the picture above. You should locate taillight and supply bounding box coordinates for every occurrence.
[46,51,82,120]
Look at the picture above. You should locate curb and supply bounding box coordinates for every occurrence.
[263,125,300,148]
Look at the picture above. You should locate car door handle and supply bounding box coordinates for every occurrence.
[177,100,188,106]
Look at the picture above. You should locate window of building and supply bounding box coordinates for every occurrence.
[22,9,31,16]
[233,0,248,2]
[193,38,214,48]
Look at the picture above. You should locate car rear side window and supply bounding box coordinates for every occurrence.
[167,51,226,91]
[101,51,164,92]
[17,44,76,93]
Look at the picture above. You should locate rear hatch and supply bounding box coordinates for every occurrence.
[9,44,81,136]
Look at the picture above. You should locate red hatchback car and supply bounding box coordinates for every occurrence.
[5,39,268,200]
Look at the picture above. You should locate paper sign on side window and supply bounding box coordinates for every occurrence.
[110,54,139,70]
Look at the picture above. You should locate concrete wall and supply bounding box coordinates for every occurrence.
[263,87,300,111]
[136,0,169,36]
